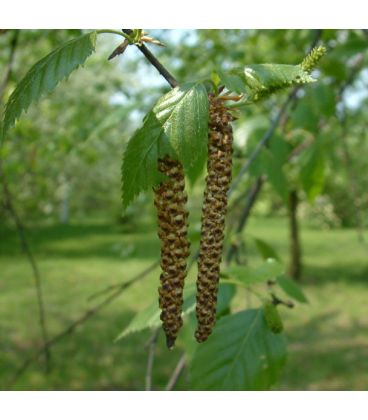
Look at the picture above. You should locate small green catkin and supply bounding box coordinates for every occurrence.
[300,45,327,73]
[263,302,284,334]
[153,156,190,349]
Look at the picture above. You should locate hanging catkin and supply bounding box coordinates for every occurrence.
[195,94,234,343]
[153,156,190,349]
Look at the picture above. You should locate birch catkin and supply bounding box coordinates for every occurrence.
[195,94,234,343]
[154,156,190,349]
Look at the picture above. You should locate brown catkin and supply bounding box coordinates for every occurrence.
[153,156,190,349]
[195,94,234,343]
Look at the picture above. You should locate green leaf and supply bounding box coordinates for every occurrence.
[262,149,289,202]
[217,69,247,94]
[253,237,281,261]
[180,281,235,362]
[224,258,284,286]
[121,111,173,209]
[277,274,308,303]
[220,64,315,102]
[321,57,347,81]
[1,32,97,142]
[121,82,209,209]
[153,82,209,183]
[310,84,336,118]
[269,134,291,167]
[300,139,325,202]
[289,101,319,132]
[115,282,234,340]
[329,38,368,59]
[215,283,236,319]
[115,282,195,341]
[190,309,287,390]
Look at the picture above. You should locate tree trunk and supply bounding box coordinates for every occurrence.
[288,189,302,281]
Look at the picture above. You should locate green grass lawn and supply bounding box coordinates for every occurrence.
[0,217,367,390]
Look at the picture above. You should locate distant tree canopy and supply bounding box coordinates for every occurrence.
[0,29,367,228]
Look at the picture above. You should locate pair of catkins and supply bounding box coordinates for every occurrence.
[153,93,234,348]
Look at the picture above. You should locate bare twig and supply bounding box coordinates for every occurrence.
[122,29,178,88]
[87,260,159,301]
[145,328,160,390]
[165,353,186,391]
[271,293,294,308]
[1,176,52,372]
[5,260,157,389]
[228,90,298,197]
[0,29,51,372]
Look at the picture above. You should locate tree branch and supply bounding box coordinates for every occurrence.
[5,259,158,389]
[122,29,179,88]
[165,353,186,391]
[228,90,297,197]
[1,175,52,372]
[0,29,51,373]
[145,328,160,390]
[87,260,159,301]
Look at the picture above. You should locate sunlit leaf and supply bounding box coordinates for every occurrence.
[121,82,209,209]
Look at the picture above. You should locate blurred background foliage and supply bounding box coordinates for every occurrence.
[0,29,367,390]
[1,29,367,228]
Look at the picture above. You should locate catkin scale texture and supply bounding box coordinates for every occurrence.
[195,94,234,343]
[153,156,190,349]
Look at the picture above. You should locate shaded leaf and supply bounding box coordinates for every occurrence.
[190,309,287,390]
[289,101,319,132]
[277,274,308,303]
[300,139,325,202]
[262,149,289,202]
[269,134,291,166]
[217,69,247,94]
[115,282,196,341]
[224,258,284,286]
[253,237,281,261]
[116,282,233,340]
[121,111,174,209]
[2,31,97,142]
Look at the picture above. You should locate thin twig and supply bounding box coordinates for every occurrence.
[165,353,186,391]
[122,29,178,88]
[1,174,52,372]
[145,328,160,391]
[87,260,159,301]
[0,29,51,372]
[5,260,157,389]
[228,90,298,197]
